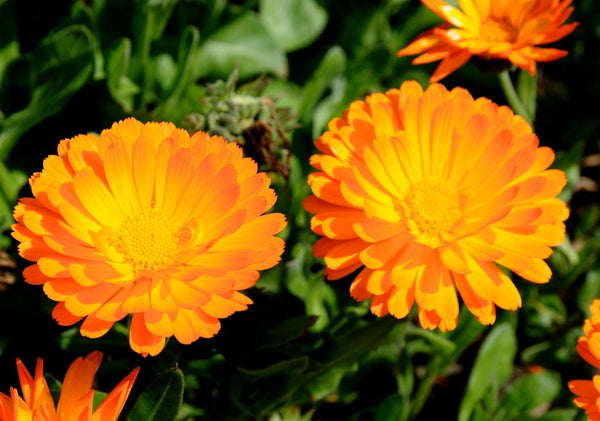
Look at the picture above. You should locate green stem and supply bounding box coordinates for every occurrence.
[409,354,444,419]
[498,70,532,127]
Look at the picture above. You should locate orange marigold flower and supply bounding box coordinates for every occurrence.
[569,300,600,420]
[0,351,138,421]
[397,0,578,82]
[577,299,600,369]
[303,81,568,331]
[570,376,600,421]
[12,118,286,356]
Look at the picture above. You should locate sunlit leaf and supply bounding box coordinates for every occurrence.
[458,323,517,421]
[259,0,328,52]
[127,367,184,421]
[196,12,287,80]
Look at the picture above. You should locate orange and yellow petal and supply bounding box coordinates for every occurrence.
[397,0,578,81]
[0,352,137,421]
[304,81,567,331]
[570,376,600,420]
[11,117,286,356]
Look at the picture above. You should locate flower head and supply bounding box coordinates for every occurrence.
[569,300,600,420]
[12,118,286,356]
[577,299,600,369]
[397,0,578,82]
[0,351,138,421]
[304,81,568,330]
[569,377,600,421]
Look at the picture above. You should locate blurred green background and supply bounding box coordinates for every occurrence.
[0,0,597,420]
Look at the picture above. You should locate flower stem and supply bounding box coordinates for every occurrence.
[498,70,533,127]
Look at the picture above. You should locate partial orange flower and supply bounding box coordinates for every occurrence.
[303,81,568,331]
[569,377,600,421]
[12,118,286,356]
[0,351,138,421]
[577,299,600,369]
[397,0,578,82]
[569,300,600,420]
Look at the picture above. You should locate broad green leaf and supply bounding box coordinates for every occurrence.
[106,38,140,112]
[0,25,94,159]
[93,391,108,412]
[230,357,309,417]
[375,395,407,421]
[497,371,561,420]
[458,323,517,421]
[196,12,287,80]
[259,0,328,52]
[127,367,184,421]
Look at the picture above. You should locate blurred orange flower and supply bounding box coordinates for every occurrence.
[397,0,578,82]
[12,118,286,356]
[304,81,568,331]
[570,300,600,419]
[0,351,138,421]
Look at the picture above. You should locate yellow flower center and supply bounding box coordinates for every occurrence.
[402,179,462,248]
[480,19,518,43]
[112,211,188,274]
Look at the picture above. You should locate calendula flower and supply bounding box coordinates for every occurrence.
[0,351,138,421]
[569,377,600,421]
[397,0,578,82]
[303,81,568,330]
[569,300,600,420]
[577,299,600,369]
[12,118,286,356]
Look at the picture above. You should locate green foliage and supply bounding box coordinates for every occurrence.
[128,367,184,421]
[0,0,595,420]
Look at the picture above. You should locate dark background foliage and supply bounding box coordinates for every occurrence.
[0,0,596,420]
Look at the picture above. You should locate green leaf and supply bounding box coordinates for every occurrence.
[458,323,517,421]
[0,25,94,159]
[298,46,347,123]
[375,395,407,421]
[93,391,108,412]
[0,159,26,248]
[311,75,347,139]
[196,12,287,80]
[154,25,200,121]
[578,269,600,312]
[259,0,328,52]
[256,315,317,350]
[519,408,577,421]
[314,317,403,371]
[127,367,184,421]
[230,357,310,417]
[106,38,140,112]
[236,356,309,379]
[517,69,537,121]
[0,0,19,83]
[497,371,561,420]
